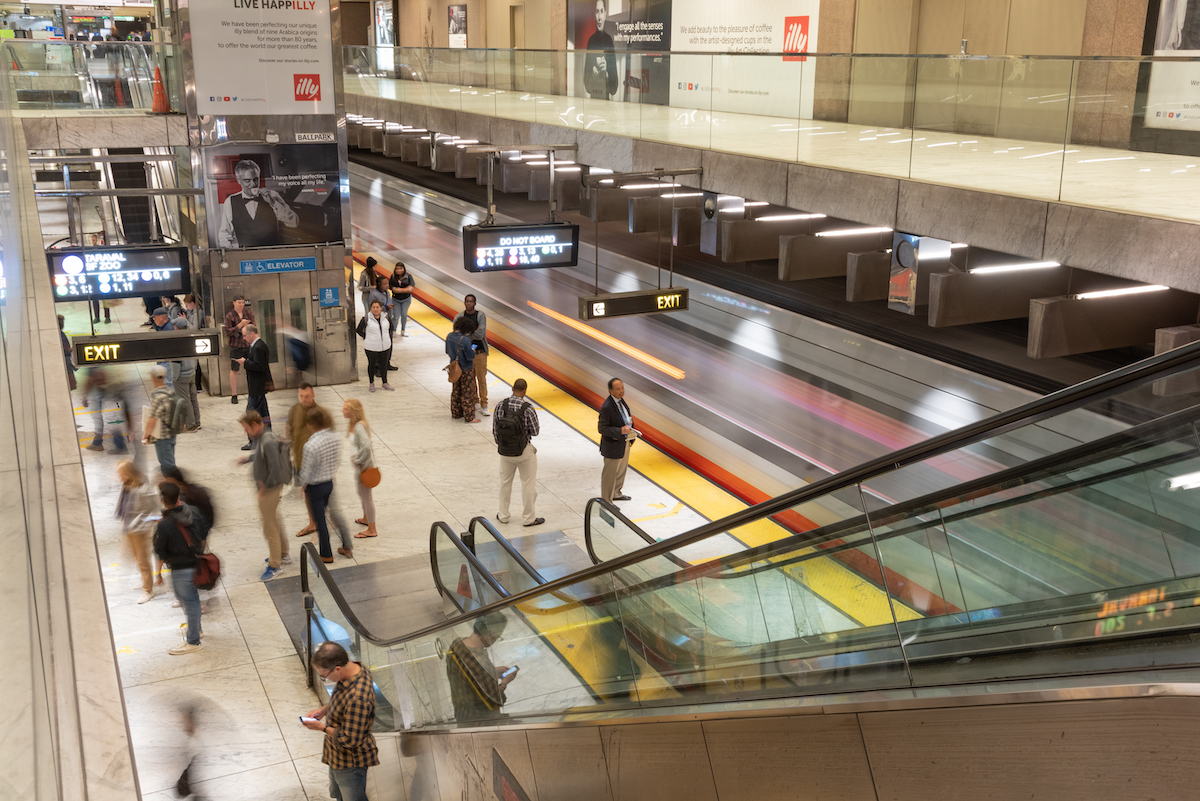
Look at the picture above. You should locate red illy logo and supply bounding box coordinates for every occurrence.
[294,74,321,101]
[783,16,809,62]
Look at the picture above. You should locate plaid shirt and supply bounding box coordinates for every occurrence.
[323,663,379,769]
[446,637,505,721]
[297,428,341,486]
[147,385,174,439]
[224,307,255,349]
[491,395,539,444]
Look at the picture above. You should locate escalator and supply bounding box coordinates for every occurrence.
[299,339,1200,751]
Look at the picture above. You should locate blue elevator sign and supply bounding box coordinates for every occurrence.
[239,256,317,275]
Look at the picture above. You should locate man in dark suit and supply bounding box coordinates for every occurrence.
[598,377,634,502]
[236,324,274,451]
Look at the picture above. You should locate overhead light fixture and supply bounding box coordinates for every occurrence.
[620,182,681,190]
[814,226,892,237]
[969,260,1060,275]
[756,213,826,222]
[1075,285,1169,300]
[951,242,969,249]
[1166,471,1200,491]
[659,192,703,199]
[744,201,770,207]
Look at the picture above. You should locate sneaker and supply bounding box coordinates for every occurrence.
[260,566,283,582]
[111,447,129,455]
[265,555,293,565]
[401,331,409,337]
[382,384,394,391]
[369,384,376,393]
[137,590,154,604]
[240,442,254,451]
[523,517,545,527]
[168,642,202,655]
[231,395,238,404]
[480,407,490,416]
[85,442,105,452]
[496,514,509,524]
[171,599,181,608]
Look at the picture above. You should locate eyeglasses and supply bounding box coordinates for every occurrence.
[316,668,338,682]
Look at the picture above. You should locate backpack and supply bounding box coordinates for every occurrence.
[494,399,530,457]
[270,437,294,486]
[165,394,190,436]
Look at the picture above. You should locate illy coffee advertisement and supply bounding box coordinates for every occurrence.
[448,4,467,48]
[567,0,672,105]
[204,143,343,249]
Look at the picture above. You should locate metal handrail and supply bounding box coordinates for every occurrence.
[467,516,546,583]
[304,339,1200,648]
[427,520,511,612]
[582,497,683,567]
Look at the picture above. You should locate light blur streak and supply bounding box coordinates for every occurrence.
[526,301,686,380]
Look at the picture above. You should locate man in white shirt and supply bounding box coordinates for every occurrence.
[217,159,299,248]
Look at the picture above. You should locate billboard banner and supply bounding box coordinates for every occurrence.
[190,0,335,116]
[669,0,818,118]
[1145,0,1200,131]
[204,143,343,249]
[567,0,672,105]
[448,4,467,49]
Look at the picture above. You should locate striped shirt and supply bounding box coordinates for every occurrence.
[297,428,341,486]
[322,663,379,770]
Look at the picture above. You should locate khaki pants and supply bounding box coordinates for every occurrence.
[498,443,538,524]
[258,485,287,568]
[600,440,632,501]
[125,530,154,594]
[473,350,488,408]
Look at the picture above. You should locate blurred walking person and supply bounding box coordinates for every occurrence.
[116,460,160,604]
[297,407,354,564]
[240,410,292,581]
[152,481,209,655]
[343,399,378,538]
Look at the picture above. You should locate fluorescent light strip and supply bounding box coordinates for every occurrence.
[814,226,892,237]
[756,213,826,222]
[970,260,1060,275]
[1077,156,1135,163]
[743,201,770,207]
[951,242,969,249]
[660,192,703,198]
[1075,285,1169,300]
[620,182,681,190]
[1166,470,1200,491]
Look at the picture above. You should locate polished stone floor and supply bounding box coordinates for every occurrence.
[344,73,1200,224]
[69,288,712,800]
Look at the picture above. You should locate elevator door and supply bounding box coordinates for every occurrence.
[272,271,316,390]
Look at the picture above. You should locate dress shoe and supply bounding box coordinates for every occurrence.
[337,547,353,558]
[231,395,239,404]
[613,494,631,501]
[321,555,334,564]
[240,442,254,451]
[523,517,545,527]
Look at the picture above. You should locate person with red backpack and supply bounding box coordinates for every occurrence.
[152,481,210,655]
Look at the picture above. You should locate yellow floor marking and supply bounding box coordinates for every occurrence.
[648,502,666,509]
[116,646,138,655]
[631,502,685,523]
[359,253,920,645]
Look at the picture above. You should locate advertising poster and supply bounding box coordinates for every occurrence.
[204,143,343,249]
[669,0,818,118]
[1145,0,1200,131]
[190,0,335,116]
[373,0,394,71]
[567,0,672,105]
[448,4,467,49]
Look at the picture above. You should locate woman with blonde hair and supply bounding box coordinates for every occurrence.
[343,398,379,538]
[116,459,161,604]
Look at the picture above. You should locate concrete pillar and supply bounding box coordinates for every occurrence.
[1154,325,1200,397]
[778,229,893,280]
[1028,290,1199,359]
[928,267,1071,327]
[721,218,822,263]
[846,250,892,302]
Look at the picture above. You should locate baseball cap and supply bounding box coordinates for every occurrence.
[153,307,169,316]
[149,365,167,379]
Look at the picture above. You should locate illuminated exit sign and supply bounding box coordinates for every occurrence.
[72,330,222,365]
[578,287,689,320]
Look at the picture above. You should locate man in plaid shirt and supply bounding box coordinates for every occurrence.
[304,642,379,800]
[492,378,543,527]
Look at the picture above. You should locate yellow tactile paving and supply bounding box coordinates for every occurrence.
[356,254,919,644]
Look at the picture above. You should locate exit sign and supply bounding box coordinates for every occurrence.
[72,330,222,365]
[578,287,689,320]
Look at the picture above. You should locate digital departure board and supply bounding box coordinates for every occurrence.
[579,287,689,320]
[72,330,221,366]
[462,223,580,272]
[48,245,190,303]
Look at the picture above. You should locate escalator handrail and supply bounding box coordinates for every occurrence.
[428,521,512,608]
[583,497,690,570]
[467,516,547,583]
[304,340,1200,647]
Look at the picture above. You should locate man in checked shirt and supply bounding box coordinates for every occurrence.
[296,407,354,564]
[304,642,379,801]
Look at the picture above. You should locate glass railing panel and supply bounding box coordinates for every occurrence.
[587,499,654,563]
[466,519,542,596]
[432,525,505,612]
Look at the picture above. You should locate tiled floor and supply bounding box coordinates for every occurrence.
[344,73,1200,224]
[71,290,712,799]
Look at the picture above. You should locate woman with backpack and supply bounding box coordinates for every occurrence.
[355,299,395,391]
[343,399,379,538]
[446,317,480,423]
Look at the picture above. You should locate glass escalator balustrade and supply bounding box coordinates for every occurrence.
[301,343,1200,731]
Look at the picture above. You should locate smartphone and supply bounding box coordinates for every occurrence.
[500,666,518,679]
[300,716,319,724]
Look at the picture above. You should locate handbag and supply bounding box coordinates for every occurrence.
[446,334,464,383]
[360,467,381,488]
[177,520,221,591]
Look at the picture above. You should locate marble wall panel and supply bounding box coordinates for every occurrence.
[896,182,1048,259]
[861,697,1200,801]
[426,106,458,136]
[600,722,718,801]
[529,122,576,147]
[471,731,540,801]
[701,151,788,206]
[165,115,190,147]
[787,164,900,228]
[400,102,430,129]
[21,117,59,150]
[55,117,171,149]
[1044,204,1200,292]
[526,727,612,801]
[631,140,703,189]
[704,714,877,801]
[489,116,530,146]
[577,130,634,173]
[456,111,493,143]
[429,732,487,801]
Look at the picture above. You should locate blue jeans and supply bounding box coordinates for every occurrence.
[388,297,411,333]
[329,766,369,801]
[154,437,176,473]
[307,481,335,559]
[171,567,201,644]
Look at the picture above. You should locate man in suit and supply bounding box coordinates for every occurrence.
[598,377,634,502]
[236,325,274,451]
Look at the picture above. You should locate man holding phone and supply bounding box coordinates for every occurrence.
[302,642,379,801]
[445,613,518,722]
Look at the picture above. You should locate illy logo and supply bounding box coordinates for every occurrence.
[783,16,809,62]
[294,74,321,101]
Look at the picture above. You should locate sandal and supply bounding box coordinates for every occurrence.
[354,531,378,538]
[295,525,316,537]
[355,517,368,526]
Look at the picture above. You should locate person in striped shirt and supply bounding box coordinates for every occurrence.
[297,407,353,563]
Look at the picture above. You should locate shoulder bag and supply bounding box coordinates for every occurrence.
[177,520,221,590]
[445,334,463,383]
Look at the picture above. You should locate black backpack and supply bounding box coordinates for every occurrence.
[494,399,530,457]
